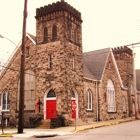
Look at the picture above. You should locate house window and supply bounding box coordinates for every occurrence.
[87,89,92,110]
[131,85,134,96]
[107,79,116,112]
[48,54,52,69]
[122,96,126,113]
[26,47,29,58]
[72,56,75,70]
[2,89,10,111]
[17,70,35,110]
[43,27,48,42]
[52,25,57,41]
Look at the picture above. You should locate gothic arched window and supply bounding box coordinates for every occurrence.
[87,89,92,110]
[43,27,48,42]
[2,89,10,111]
[122,96,126,113]
[52,25,57,41]
[107,79,116,112]
[68,27,72,40]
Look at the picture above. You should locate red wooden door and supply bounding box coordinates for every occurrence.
[46,100,56,119]
[71,100,76,119]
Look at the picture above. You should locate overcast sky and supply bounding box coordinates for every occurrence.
[0,0,140,69]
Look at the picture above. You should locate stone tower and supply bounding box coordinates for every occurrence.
[112,46,134,116]
[35,0,86,121]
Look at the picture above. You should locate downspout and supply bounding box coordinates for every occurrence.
[96,81,99,121]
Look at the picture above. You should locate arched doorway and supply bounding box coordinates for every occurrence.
[44,89,56,119]
[71,90,78,119]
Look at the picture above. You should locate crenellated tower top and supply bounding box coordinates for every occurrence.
[112,46,133,56]
[35,0,82,22]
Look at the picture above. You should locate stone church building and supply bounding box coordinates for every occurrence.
[0,0,137,127]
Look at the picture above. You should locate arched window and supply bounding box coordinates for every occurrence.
[87,89,92,110]
[107,79,116,112]
[74,30,77,43]
[43,27,48,42]
[68,27,72,40]
[17,70,35,110]
[122,96,126,113]
[2,89,10,111]
[52,25,57,41]
[71,90,75,98]
[47,89,56,98]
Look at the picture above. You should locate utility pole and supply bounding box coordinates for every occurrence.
[18,0,28,133]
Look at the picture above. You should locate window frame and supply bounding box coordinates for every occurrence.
[72,56,75,71]
[52,25,57,41]
[26,46,29,58]
[43,27,48,42]
[122,96,126,113]
[107,79,116,112]
[17,70,35,111]
[131,85,134,96]
[87,89,93,111]
[48,54,52,70]
[1,89,10,111]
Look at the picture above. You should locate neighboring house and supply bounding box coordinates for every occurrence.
[0,0,137,127]
[136,69,140,112]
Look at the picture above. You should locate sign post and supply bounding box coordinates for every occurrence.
[72,101,77,130]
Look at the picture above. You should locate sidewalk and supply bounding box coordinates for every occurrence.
[0,117,137,138]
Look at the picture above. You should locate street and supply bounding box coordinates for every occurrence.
[1,120,140,140]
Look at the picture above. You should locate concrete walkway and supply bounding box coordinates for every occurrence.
[0,117,137,138]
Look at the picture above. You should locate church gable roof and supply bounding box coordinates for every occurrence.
[83,48,110,80]
[27,33,36,44]
[83,64,96,81]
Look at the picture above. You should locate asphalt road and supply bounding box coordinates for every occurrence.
[2,120,140,140]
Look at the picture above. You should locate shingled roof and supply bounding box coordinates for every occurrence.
[83,48,111,80]
[136,69,140,92]
[83,64,96,81]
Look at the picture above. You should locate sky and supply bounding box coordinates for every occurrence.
[0,0,140,69]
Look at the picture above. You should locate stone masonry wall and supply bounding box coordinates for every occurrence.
[99,53,129,121]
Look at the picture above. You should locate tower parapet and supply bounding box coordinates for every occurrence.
[35,0,82,22]
[112,46,133,56]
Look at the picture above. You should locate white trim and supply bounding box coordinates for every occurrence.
[104,49,128,90]
[27,33,36,45]
[107,79,116,112]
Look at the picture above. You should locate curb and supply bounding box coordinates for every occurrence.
[74,119,135,133]
[0,134,12,137]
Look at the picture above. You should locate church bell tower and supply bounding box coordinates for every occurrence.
[35,0,86,121]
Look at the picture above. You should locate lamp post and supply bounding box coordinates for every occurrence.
[0,35,17,46]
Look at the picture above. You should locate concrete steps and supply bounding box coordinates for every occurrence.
[37,120,51,129]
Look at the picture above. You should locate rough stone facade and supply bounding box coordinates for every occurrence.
[0,0,137,127]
